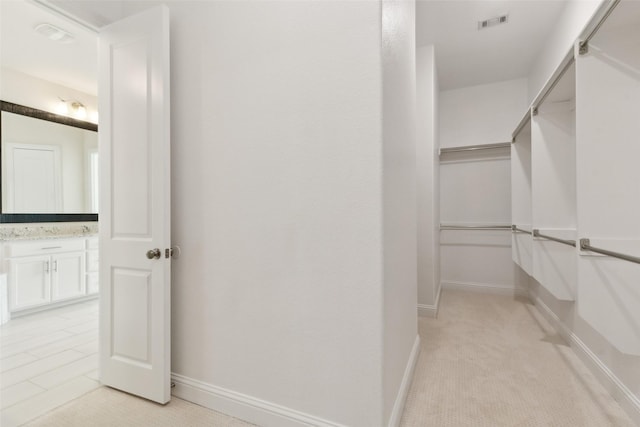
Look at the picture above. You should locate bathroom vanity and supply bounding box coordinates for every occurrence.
[1,230,98,315]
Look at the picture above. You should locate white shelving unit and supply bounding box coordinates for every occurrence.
[575,0,640,355]
[511,117,533,275]
[531,61,577,301]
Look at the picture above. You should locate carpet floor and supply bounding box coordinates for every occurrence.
[24,290,636,426]
[399,290,636,427]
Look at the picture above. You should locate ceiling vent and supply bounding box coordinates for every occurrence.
[478,14,509,30]
[34,23,75,44]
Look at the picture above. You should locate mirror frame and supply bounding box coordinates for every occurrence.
[0,100,99,223]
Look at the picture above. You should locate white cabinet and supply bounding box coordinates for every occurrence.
[8,255,51,310]
[51,252,86,301]
[4,237,95,313]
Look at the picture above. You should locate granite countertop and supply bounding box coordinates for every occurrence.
[0,223,99,241]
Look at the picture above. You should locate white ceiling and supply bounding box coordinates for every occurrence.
[1,0,569,96]
[417,0,568,90]
[0,0,98,95]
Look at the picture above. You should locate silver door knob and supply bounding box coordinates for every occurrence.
[146,248,161,259]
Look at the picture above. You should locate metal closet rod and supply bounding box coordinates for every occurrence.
[439,142,511,155]
[512,225,532,235]
[534,56,575,112]
[533,229,576,248]
[579,239,640,265]
[440,224,512,231]
[512,0,621,143]
[512,112,531,142]
[579,0,621,52]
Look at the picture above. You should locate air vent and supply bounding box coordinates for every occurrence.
[34,23,75,44]
[478,14,509,30]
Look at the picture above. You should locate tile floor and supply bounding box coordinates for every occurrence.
[0,300,100,427]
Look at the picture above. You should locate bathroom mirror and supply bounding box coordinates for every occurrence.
[0,101,99,223]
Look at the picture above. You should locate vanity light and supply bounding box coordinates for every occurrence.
[56,98,89,120]
[55,99,69,115]
[71,101,87,119]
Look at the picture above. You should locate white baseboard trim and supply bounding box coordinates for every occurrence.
[387,335,421,427]
[532,295,640,425]
[171,373,348,427]
[417,286,441,318]
[441,280,527,297]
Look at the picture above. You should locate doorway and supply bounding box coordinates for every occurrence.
[0,1,100,424]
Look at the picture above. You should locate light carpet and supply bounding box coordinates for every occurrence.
[399,290,636,427]
[25,290,636,426]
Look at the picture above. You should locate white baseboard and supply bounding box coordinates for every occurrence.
[441,280,527,297]
[387,335,421,427]
[532,295,640,426]
[172,336,422,427]
[172,374,349,427]
[417,286,441,318]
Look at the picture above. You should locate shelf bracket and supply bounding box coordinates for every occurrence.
[579,41,589,55]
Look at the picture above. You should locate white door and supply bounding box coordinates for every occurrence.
[5,143,61,213]
[98,5,171,404]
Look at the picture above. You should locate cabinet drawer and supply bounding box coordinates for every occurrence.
[87,250,99,272]
[5,239,85,258]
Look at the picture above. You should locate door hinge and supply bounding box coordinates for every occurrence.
[532,107,539,116]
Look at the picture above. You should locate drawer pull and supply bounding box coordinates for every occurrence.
[41,246,63,250]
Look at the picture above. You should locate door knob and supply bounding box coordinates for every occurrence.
[146,248,161,260]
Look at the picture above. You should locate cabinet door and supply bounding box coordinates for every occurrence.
[8,255,51,311]
[51,252,86,301]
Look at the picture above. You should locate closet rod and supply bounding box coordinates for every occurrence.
[439,142,511,155]
[440,224,511,231]
[579,239,640,265]
[512,111,531,142]
[534,55,575,111]
[533,229,576,248]
[512,225,532,235]
[579,0,621,52]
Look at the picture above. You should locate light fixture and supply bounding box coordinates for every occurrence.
[57,98,89,120]
[71,101,87,119]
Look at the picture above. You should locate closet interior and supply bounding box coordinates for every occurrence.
[511,0,640,356]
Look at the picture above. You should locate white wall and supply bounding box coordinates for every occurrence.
[110,1,417,426]
[381,0,419,424]
[440,78,528,147]
[527,0,603,103]
[439,78,528,294]
[416,45,440,311]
